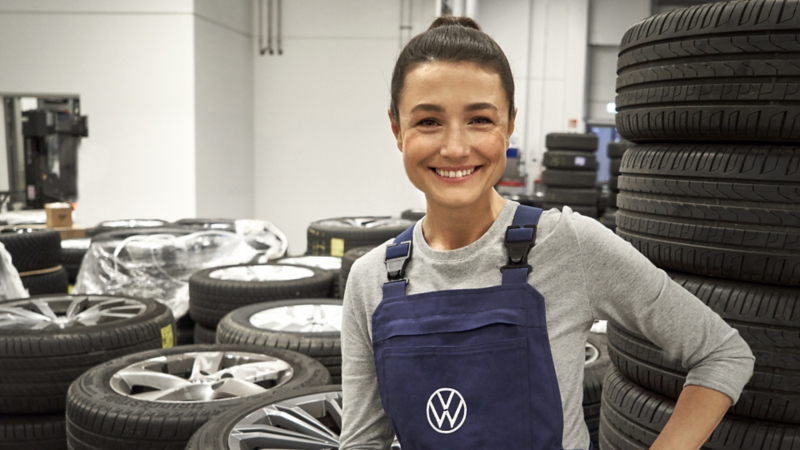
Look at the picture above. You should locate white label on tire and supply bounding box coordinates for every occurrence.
[574,156,586,167]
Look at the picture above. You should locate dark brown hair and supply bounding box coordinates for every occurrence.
[390,16,515,121]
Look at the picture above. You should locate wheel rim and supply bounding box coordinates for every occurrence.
[249,304,343,333]
[276,256,341,271]
[62,238,91,250]
[109,351,294,403]
[0,296,147,330]
[210,265,315,282]
[100,219,165,228]
[585,342,600,365]
[227,390,401,449]
[317,217,410,228]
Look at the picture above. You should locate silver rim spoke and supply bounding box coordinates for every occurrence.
[585,342,600,365]
[0,296,145,330]
[250,304,342,333]
[110,351,294,403]
[31,300,58,320]
[210,265,315,282]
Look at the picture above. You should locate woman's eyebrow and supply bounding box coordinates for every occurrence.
[464,103,497,112]
[410,104,444,113]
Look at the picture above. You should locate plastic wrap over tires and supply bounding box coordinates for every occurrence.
[0,242,27,300]
[73,230,258,318]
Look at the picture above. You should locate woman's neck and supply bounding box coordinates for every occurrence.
[422,190,507,251]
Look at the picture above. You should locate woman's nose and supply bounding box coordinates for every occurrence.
[440,125,470,158]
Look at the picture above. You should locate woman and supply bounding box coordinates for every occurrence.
[340,17,754,450]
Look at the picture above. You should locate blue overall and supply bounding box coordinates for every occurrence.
[372,205,566,449]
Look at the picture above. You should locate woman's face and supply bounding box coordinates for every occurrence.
[391,61,515,210]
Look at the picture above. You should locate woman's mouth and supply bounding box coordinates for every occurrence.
[432,166,480,179]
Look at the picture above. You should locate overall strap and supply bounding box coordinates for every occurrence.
[383,225,414,298]
[501,205,543,285]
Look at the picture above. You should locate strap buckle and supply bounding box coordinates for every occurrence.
[385,240,412,281]
[502,225,537,274]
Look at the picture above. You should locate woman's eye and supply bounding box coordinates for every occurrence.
[471,116,493,125]
[417,118,439,127]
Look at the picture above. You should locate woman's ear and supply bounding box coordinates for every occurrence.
[389,109,403,152]
[507,107,517,137]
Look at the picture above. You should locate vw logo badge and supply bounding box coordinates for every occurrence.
[426,388,467,434]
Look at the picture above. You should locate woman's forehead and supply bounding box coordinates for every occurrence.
[401,61,506,108]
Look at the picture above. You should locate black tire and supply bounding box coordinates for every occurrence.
[607,321,800,424]
[608,175,619,192]
[584,333,610,448]
[542,203,599,219]
[189,264,332,329]
[339,246,375,298]
[0,413,66,450]
[600,365,800,450]
[600,208,617,230]
[61,239,90,284]
[306,217,413,257]
[609,158,622,176]
[65,344,329,450]
[217,299,343,378]
[617,144,800,287]
[85,219,170,238]
[543,151,598,170]
[90,227,191,243]
[400,209,426,221]
[175,313,195,346]
[193,323,216,344]
[545,133,598,152]
[615,1,800,144]
[20,266,69,295]
[541,169,597,188]
[544,188,598,205]
[274,256,341,298]
[185,385,347,450]
[607,141,630,159]
[0,295,174,414]
[173,218,235,231]
[0,228,61,273]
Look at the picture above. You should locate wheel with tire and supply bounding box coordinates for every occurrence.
[545,133,598,152]
[615,1,800,144]
[583,333,610,448]
[174,218,236,231]
[189,264,332,329]
[19,266,69,295]
[543,151,598,170]
[89,226,192,243]
[175,313,195,346]
[0,228,61,273]
[217,299,343,382]
[599,365,800,449]
[0,414,66,450]
[541,169,597,188]
[306,217,413,257]
[275,256,341,298]
[600,208,617,230]
[0,295,174,414]
[65,344,329,450]
[185,386,399,450]
[607,141,630,159]
[616,144,800,287]
[85,219,170,238]
[193,323,216,344]
[609,158,621,176]
[340,246,375,298]
[544,188,598,205]
[61,238,90,284]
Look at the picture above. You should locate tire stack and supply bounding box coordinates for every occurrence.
[0,294,174,450]
[60,238,90,286]
[306,217,413,257]
[274,256,342,298]
[189,264,332,344]
[601,2,800,447]
[0,228,68,296]
[339,246,375,298]
[540,133,599,218]
[599,140,629,231]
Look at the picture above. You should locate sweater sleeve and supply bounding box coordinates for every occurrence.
[572,213,754,403]
[339,257,394,450]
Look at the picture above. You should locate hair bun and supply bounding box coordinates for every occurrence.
[428,16,482,31]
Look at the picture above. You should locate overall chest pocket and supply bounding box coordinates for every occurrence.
[374,312,534,450]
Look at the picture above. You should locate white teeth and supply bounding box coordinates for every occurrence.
[435,168,476,178]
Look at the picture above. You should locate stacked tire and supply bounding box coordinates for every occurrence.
[274,255,342,298]
[602,2,800,447]
[306,217,413,257]
[540,133,599,218]
[60,238,90,286]
[189,264,332,343]
[339,246,375,298]
[0,228,68,295]
[599,140,629,231]
[0,294,174,449]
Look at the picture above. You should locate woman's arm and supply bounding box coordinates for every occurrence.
[650,385,731,450]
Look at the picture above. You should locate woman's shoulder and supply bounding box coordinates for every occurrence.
[347,240,394,289]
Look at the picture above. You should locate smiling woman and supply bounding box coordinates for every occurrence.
[339,16,754,450]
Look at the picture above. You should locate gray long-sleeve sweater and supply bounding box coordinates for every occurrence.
[340,201,754,449]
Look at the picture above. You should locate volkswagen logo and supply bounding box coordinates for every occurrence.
[426,388,467,434]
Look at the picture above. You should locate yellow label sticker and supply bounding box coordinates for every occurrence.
[330,238,345,257]
[161,324,174,349]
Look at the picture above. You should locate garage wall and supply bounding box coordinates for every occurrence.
[0,1,197,224]
[194,0,255,219]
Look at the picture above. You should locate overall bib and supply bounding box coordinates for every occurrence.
[372,205,566,450]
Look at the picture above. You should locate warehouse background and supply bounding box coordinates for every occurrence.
[0,0,657,251]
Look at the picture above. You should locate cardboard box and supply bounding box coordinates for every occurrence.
[45,203,73,228]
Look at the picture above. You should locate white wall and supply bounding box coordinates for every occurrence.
[0,1,197,224]
[194,0,254,219]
